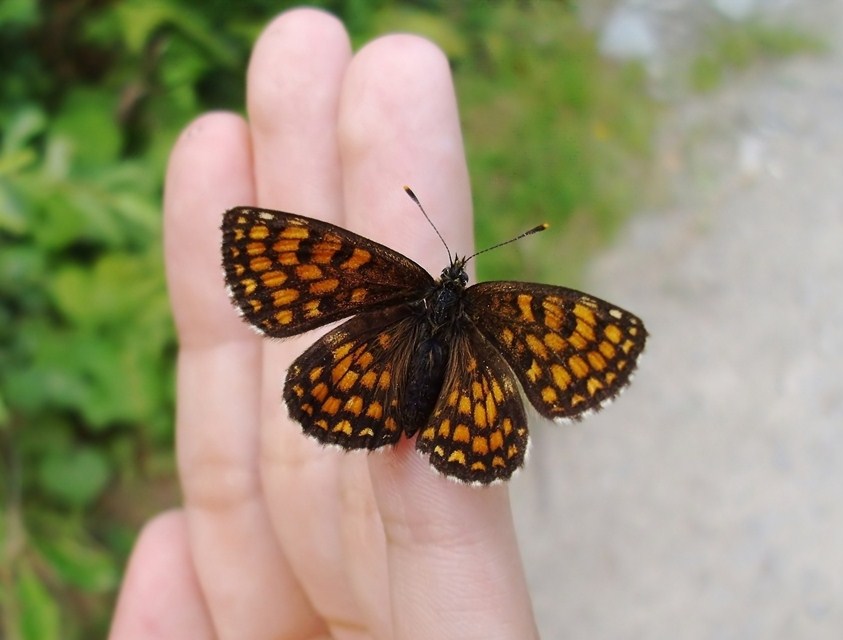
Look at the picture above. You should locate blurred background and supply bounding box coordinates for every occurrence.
[1,1,838,638]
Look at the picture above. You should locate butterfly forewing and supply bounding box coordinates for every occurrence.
[465,282,647,421]
[416,327,529,484]
[284,306,421,450]
[221,207,433,337]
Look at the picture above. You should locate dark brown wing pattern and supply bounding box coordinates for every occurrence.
[221,207,433,337]
[416,327,529,484]
[466,282,647,421]
[284,306,422,450]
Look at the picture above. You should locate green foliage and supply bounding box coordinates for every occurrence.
[692,21,825,92]
[0,1,653,637]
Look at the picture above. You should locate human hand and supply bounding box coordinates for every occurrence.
[109,9,537,639]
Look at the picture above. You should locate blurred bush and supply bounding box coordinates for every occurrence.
[0,1,654,637]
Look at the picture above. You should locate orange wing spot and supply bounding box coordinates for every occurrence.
[235,215,248,225]
[332,420,352,435]
[377,333,392,349]
[249,256,272,272]
[234,264,245,277]
[234,228,245,241]
[526,360,543,383]
[485,394,498,424]
[272,289,300,306]
[315,419,329,431]
[517,294,535,322]
[271,239,300,254]
[458,395,471,415]
[525,334,548,359]
[378,370,391,390]
[249,225,269,240]
[568,355,590,379]
[311,382,329,402]
[332,355,353,383]
[246,242,267,256]
[274,309,293,325]
[541,386,558,403]
[500,327,515,346]
[359,427,375,437]
[551,363,572,390]
[605,372,618,385]
[587,351,607,371]
[598,340,616,359]
[629,326,639,336]
[543,332,566,352]
[337,370,359,392]
[311,241,341,264]
[308,366,323,382]
[490,430,504,451]
[248,299,262,313]
[491,380,504,403]
[621,339,636,355]
[586,377,604,396]
[448,450,467,465]
[341,248,372,270]
[542,301,563,331]
[385,416,398,432]
[466,357,478,372]
[242,278,257,295]
[301,403,314,416]
[604,324,622,344]
[350,288,368,303]
[434,445,446,457]
[573,303,596,325]
[492,455,506,468]
[296,264,323,280]
[568,332,588,350]
[472,437,489,455]
[471,381,483,400]
[447,389,460,406]
[360,371,377,389]
[310,278,339,295]
[502,417,513,435]
[322,396,341,415]
[290,384,304,397]
[344,395,364,416]
[420,427,435,441]
[366,401,383,420]
[473,403,488,428]
[261,271,287,287]
[279,252,300,266]
[357,351,374,369]
[303,300,321,318]
[438,419,451,437]
[471,461,487,471]
[453,424,471,443]
[570,394,586,407]
[332,342,354,361]
[280,225,309,239]
[617,359,629,371]
[507,444,519,459]
[575,320,596,343]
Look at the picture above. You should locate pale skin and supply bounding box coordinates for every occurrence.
[109,9,538,640]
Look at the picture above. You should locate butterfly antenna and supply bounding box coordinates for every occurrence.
[467,223,549,262]
[404,186,452,263]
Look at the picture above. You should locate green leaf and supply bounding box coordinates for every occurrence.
[38,446,110,508]
[37,531,119,592]
[17,562,61,640]
[50,89,121,172]
[0,0,38,27]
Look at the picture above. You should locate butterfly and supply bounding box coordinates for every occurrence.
[221,188,647,484]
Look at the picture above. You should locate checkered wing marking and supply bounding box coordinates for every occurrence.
[416,327,529,484]
[466,282,647,420]
[283,306,421,450]
[221,207,434,337]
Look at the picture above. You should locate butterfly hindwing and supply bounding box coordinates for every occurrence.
[283,305,421,450]
[416,327,529,484]
[465,282,647,421]
[221,207,434,337]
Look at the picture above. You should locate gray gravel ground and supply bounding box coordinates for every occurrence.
[511,5,843,638]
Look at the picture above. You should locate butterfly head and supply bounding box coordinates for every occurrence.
[440,256,469,289]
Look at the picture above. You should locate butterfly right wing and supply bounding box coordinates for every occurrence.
[221,207,434,337]
[284,305,423,450]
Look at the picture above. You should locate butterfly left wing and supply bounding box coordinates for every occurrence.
[284,305,423,450]
[221,207,434,337]
[416,326,529,484]
[465,282,647,421]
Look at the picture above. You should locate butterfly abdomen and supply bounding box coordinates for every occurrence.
[400,335,449,436]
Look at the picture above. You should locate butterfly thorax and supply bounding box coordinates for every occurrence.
[400,258,470,435]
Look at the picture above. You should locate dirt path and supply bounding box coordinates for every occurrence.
[511,6,843,638]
